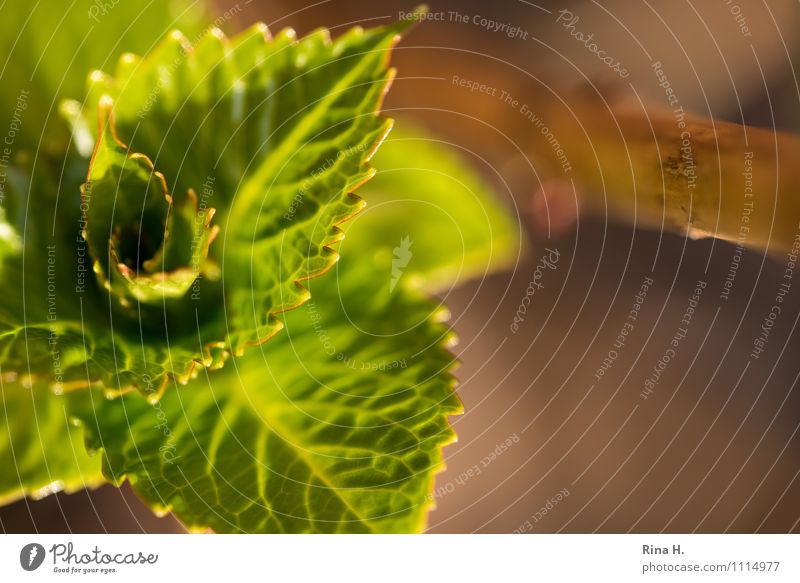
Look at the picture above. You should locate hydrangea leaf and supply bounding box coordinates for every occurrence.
[69,256,460,533]
[0,377,103,505]
[0,207,21,273]
[0,17,415,394]
[0,0,208,153]
[350,120,522,293]
[61,18,412,349]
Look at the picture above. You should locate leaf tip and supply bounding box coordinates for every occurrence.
[168,29,192,50]
[88,69,106,84]
[253,21,271,39]
[394,5,430,33]
[119,52,138,64]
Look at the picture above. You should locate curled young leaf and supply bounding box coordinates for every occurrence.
[82,99,219,306]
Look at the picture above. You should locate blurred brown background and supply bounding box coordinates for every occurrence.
[3,0,800,533]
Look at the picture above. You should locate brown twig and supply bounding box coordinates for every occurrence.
[530,94,800,253]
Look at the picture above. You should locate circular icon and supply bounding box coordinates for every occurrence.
[19,543,46,571]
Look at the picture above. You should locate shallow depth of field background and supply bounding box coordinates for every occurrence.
[3,0,800,533]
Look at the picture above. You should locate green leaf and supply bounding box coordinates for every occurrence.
[69,256,460,533]
[2,5,526,534]
[62,19,409,351]
[350,120,522,293]
[0,207,21,272]
[0,377,103,505]
[0,0,209,153]
[0,0,211,394]
[0,18,413,394]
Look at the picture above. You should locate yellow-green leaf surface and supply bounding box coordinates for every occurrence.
[70,255,460,533]
[352,120,522,293]
[0,208,21,273]
[0,0,208,153]
[0,378,102,505]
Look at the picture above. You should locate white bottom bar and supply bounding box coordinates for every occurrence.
[0,534,797,582]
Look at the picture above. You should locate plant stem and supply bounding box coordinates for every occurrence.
[531,96,800,253]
